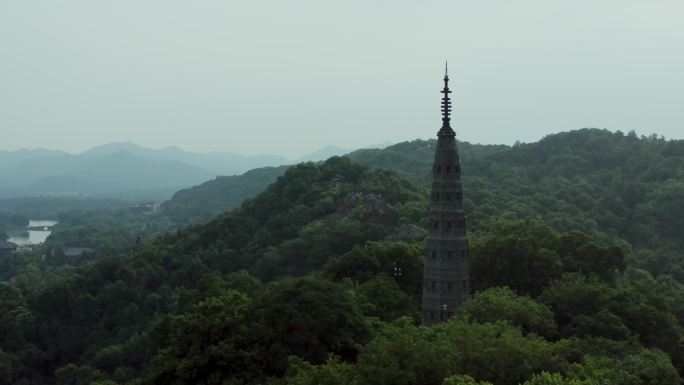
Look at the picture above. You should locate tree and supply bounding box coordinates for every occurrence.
[325,241,424,298]
[556,232,625,281]
[442,375,493,385]
[540,273,614,327]
[439,319,564,385]
[55,364,105,385]
[253,277,371,375]
[518,372,596,385]
[458,287,557,338]
[355,274,418,322]
[568,349,680,385]
[354,317,456,385]
[145,290,262,384]
[282,356,355,385]
[470,220,563,297]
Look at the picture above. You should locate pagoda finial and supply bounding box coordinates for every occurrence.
[440,63,453,132]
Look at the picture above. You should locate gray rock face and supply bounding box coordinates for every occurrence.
[422,69,471,325]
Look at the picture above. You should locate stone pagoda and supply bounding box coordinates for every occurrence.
[421,64,470,325]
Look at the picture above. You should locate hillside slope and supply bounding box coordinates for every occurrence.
[3,154,683,384]
[2,158,428,379]
[161,129,684,260]
[352,129,684,255]
[161,165,290,224]
[158,139,505,223]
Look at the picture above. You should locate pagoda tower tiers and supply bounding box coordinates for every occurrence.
[421,64,470,325]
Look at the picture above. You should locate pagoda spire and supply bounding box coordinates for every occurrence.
[439,61,454,135]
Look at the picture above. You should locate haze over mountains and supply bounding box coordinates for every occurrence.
[0,142,389,199]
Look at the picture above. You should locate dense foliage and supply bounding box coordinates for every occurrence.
[162,128,684,260]
[47,210,172,257]
[352,129,684,254]
[157,141,505,225]
[1,129,683,385]
[161,165,289,224]
[0,212,28,241]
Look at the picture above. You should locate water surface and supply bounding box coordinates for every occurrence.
[8,219,58,246]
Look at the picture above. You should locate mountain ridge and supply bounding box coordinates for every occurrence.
[159,128,684,257]
[4,133,684,384]
[0,142,385,199]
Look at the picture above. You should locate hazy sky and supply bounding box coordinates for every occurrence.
[1,1,683,158]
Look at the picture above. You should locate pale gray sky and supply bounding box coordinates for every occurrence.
[1,0,683,157]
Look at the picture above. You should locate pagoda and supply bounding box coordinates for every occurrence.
[421,63,471,324]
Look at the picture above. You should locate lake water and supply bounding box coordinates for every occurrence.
[8,219,58,246]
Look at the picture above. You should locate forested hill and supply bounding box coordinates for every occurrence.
[163,129,684,255]
[158,157,426,279]
[348,138,507,184]
[3,153,684,384]
[1,157,427,383]
[158,139,506,223]
[354,129,684,254]
[161,165,290,223]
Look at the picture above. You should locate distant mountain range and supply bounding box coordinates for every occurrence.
[78,142,291,175]
[0,142,391,199]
